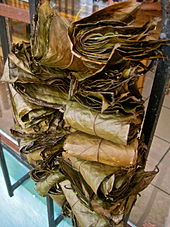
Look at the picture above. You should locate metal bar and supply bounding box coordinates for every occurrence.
[46,196,55,227]
[1,137,63,226]
[141,0,170,155]
[0,142,14,197]
[161,0,166,30]
[54,214,64,226]
[141,52,170,152]
[2,137,63,226]
[0,15,9,62]
[2,142,33,170]
[0,133,19,153]
[0,3,29,23]
[12,172,30,191]
[0,141,31,196]
[46,197,64,227]
[29,0,39,23]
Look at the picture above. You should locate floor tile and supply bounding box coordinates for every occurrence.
[155,107,170,142]
[130,184,170,227]
[165,206,170,227]
[145,136,170,171]
[152,148,170,194]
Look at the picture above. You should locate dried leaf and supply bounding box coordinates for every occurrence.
[68,156,117,195]
[60,180,110,227]
[64,131,138,167]
[64,101,138,145]
[35,170,65,196]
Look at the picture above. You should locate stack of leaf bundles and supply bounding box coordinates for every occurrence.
[1,1,166,226]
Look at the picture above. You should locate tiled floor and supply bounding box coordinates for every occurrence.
[130,69,170,227]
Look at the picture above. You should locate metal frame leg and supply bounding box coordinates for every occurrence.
[46,196,64,227]
[0,143,13,196]
[47,196,55,227]
[0,142,30,197]
[1,138,64,226]
[0,15,9,62]
[55,214,64,226]
[29,0,39,22]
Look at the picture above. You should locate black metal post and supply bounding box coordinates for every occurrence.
[141,0,170,155]
[0,0,11,62]
[0,141,31,197]
[54,214,64,226]
[1,139,64,226]
[0,16,9,63]
[2,142,33,170]
[29,0,39,22]
[12,172,30,191]
[47,196,55,227]
[0,142,14,197]
[46,196,64,227]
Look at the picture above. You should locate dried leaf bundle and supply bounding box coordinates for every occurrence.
[64,132,138,167]
[64,101,140,145]
[1,0,165,226]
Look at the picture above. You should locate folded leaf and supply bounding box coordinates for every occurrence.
[68,156,117,195]
[10,85,55,132]
[20,135,65,154]
[30,168,50,182]
[31,1,90,76]
[60,180,110,227]
[49,190,65,207]
[70,1,141,26]
[68,1,166,81]
[64,101,138,145]
[129,169,158,195]
[35,170,65,196]
[13,82,68,109]
[91,197,125,224]
[108,168,157,202]
[9,84,69,141]
[30,154,62,182]
[73,66,144,116]
[26,148,44,162]
[64,132,138,167]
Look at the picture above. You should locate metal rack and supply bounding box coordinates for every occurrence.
[0,0,170,226]
[0,131,64,227]
[0,141,31,197]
